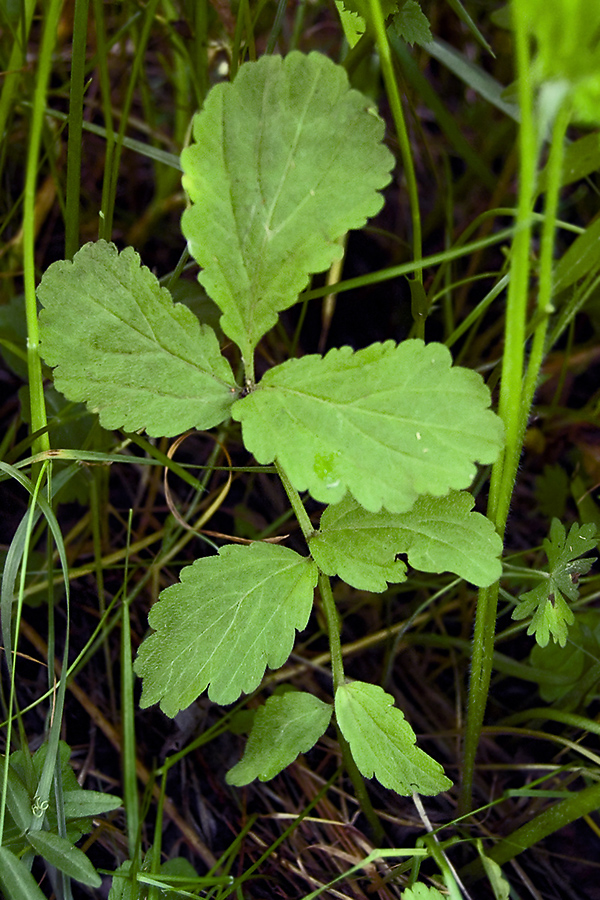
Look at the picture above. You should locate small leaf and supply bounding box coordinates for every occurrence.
[334,0,365,49]
[512,519,597,647]
[402,885,445,900]
[335,681,452,796]
[310,491,502,590]
[26,831,101,887]
[135,543,318,715]
[392,1,433,47]
[38,241,238,437]
[62,789,122,819]
[181,52,393,362]
[0,847,48,900]
[227,691,332,785]
[234,340,504,513]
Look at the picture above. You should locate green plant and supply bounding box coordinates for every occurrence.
[35,50,504,814]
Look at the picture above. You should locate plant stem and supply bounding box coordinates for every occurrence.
[274,461,315,541]
[461,11,570,814]
[23,0,64,460]
[65,0,90,260]
[275,463,383,838]
[367,0,422,290]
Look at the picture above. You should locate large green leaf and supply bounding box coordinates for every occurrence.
[227,691,332,785]
[38,241,238,437]
[26,831,101,888]
[135,543,318,715]
[233,340,504,513]
[335,681,452,796]
[309,490,502,590]
[181,51,393,364]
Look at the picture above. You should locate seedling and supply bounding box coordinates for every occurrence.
[37,52,505,800]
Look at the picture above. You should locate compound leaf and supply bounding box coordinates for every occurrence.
[135,543,318,715]
[512,518,597,647]
[309,490,502,591]
[392,1,433,47]
[226,691,332,785]
[335,681,452,796]
[38,241,238,437]
[181,51,393,363]
[233,340,504,513]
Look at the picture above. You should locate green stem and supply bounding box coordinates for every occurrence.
[275,462,382,839]
[64,0,90,259]
[24,0,65,460]
[461,12,569,814]
[367,0,423,300]
[274,461,315,541]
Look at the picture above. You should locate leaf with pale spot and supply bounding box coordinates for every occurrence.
[227,692,332,785]
[335,681,452,796]
[234,340,504,513]
[135,543,318,715]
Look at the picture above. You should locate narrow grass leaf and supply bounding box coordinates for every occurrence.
[0,847,47,900]
[310,490,502,590]
[135,543,318,715]
[26,830,101,887]
[181,51,393,362]
[38,241,238,437]
[226,692,332,785]
[234,340,504,513]
[335,681,452,796]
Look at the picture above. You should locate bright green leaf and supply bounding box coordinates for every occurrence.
[334,0,365,48]
[135,543,318,715]
[512,519,597,647]
[234,340,504,513]
[181,52,393,363]
[392,1,432,47]
[310,490,502,590]
[402,885,445,900]
[335,681,452,795]
[26,830,101,887]
[0,847,48,900]
[38,241,238,437]
[227,691,332,785]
